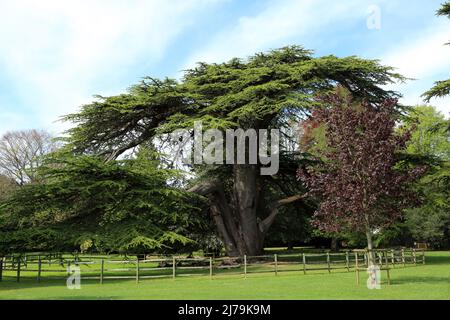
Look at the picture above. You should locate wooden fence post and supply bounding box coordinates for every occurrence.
[274,254,278,276]
[345,251,350,272]
[172,257,176,279]
[412,249,417,265]
[355,252,359,285]
[391,250,395,268]
[100,259,105,284]
[244,255,247,278]
[16,259,21,282]
[326,252,331,273]
[384,251,388,268]
[401,248,405,267]
[0,257,3,282]
[37,257,42,283]
[302,253,306,275]
[136,259,139,284]
[209,257,213,279]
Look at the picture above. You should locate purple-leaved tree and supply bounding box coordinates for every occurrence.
[297,90,427,263]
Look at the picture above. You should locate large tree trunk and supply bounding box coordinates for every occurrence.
[233,164,263,255]
[189,165,304,257]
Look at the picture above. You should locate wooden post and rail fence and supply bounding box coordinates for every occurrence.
[0,248,425,284]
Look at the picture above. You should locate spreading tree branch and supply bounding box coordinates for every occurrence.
[259,194,306,233]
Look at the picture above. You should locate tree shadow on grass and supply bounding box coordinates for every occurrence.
[1,278,68,289]
[392,275,450,285]
[0,279,132,300]
[0,278,136,292]
[4,295,122,300]
[424,254,450,265]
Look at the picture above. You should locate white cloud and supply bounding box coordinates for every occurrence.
[183,0,365,67]
[0,112,28,133]
[381,21,450,116]
[0,0,224,136]
[383,27,450,79]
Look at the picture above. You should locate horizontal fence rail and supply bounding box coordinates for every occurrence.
[0,248,425,284]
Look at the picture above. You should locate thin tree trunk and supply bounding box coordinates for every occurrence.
[365,229,375,265]
[363,209,375,265]
[331,238,339,252]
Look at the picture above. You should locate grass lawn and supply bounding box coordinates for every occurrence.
[0,251,449,300]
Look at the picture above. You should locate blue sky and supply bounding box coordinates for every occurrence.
[0,0,449,136]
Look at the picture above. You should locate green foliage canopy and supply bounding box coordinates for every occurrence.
[0,148,201,254]
[63,46,405,158]
[402,105,450,248]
